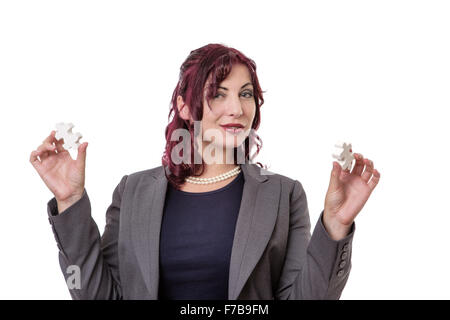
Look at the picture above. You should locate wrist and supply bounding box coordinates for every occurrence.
[322,210,352,241]
[56,191,84,214]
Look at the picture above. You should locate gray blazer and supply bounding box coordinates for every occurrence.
[46,163,355,300]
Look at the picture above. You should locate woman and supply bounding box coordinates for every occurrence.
[29,43,380,300]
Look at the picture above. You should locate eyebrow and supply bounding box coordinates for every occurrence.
[218,82,253,90]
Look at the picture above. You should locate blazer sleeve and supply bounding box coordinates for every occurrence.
[46,175,128,300]
[275,179,355,300]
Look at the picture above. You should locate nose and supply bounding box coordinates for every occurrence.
[227,96,243,117]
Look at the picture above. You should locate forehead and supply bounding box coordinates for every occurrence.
[220,63,252,87]
[204,63,252,90]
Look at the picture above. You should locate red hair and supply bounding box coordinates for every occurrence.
[162,43,266,189]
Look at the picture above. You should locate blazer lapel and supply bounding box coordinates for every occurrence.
[130,166,168,299]
[130,163,281,300]
[228,164,280,299]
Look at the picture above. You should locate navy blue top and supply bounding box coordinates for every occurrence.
[158,170,244,300]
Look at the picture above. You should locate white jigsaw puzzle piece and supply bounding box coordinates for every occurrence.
[55,122,83,150]
[332,141,354,171]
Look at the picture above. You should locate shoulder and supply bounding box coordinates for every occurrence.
[118,165,165,189]
[126,165,164,179]
[247,163,304,194]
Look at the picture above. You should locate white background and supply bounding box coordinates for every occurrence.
[1,0,449,299]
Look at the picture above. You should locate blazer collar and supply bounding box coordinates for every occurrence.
[130,163,280,300]
[154,162,269,183]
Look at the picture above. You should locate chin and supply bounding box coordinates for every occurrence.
[208,141,243,150]
[225,136,247,148]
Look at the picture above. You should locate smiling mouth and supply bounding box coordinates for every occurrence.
[220,125,244,134]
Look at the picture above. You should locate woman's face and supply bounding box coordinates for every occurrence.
[177,63,257,164]
[200,63,256,160]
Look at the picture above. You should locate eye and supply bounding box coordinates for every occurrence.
[241,91,254,98]
[214,93,225,99]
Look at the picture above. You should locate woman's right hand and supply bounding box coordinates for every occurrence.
[29,130,89,205]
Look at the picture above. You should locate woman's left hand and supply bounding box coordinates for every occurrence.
[323,153,381,240]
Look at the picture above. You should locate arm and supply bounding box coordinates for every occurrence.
[46,175,128,299]
[275,180,355,300]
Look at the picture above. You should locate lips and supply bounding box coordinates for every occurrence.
[221,123,244,128]
[220,123,245,134]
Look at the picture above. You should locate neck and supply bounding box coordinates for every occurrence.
[190,141,241,178]
[194,163,239,179]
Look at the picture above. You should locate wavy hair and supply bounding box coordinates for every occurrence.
[162,43,266,189]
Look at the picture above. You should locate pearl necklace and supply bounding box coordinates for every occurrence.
[185,166,241,184]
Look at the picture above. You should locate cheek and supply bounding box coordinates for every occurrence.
[201,108,221,131]
[245,102,257,121]
[203,99,217,117]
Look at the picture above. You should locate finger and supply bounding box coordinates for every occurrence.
[36,142,57,161]
[338,160,351,179]
[368,168,381,191]
[76,142,88,170]
[43,130,57,144]
[361,158,374,183]
[37,142,56,153]
[41,130,61,155]
[29,150,43,171]
[54,135,66,153]
[351,153,365,176]
[37,150,50,161]
[340,165,351,180]
[328,161,343,192]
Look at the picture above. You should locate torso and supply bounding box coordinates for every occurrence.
[159,169,245,299]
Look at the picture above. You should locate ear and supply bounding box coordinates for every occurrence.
[177,95,194,123]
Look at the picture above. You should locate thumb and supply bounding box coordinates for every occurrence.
[76,142,88,169]
[328,161,342,191]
